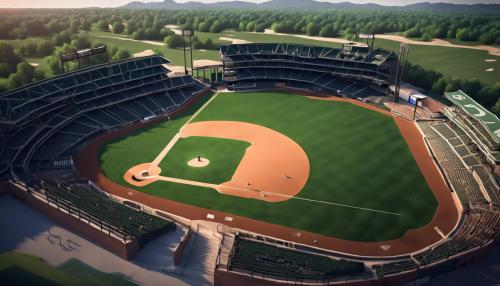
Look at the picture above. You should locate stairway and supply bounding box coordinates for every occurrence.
[181,232,220,285]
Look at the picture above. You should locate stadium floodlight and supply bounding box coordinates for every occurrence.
[181,29,195,75]
[60,46,107,73]
[182,29,193,37]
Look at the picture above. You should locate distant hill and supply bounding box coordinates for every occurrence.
[122,0,500,13]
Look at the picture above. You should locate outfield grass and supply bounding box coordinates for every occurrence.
[159,136,249,184]
[0,251,136,286]
[100,91,437,242]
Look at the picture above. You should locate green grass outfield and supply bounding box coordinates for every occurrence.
[0,251,136,286]
[100,91,438,242]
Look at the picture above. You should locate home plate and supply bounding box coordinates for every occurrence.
[380,245,391,251]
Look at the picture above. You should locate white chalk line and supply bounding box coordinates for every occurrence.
[145,90,402,217]
[151,174,403,216]
[149,91,221,168]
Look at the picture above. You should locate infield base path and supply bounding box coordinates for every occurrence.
[124,121,310,202]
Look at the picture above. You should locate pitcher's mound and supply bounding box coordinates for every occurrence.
[188,157,210,167]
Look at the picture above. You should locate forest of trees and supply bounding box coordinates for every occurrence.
[0,8,499,113]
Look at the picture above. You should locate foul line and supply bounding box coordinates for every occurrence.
[150,91,221,168]
[152,175,403,216]
[146,90,402,217]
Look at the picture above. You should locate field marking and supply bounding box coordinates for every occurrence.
[183,91,221,127]
[142,91,402,216]
[151,174,403,216]
[150,91,221,169]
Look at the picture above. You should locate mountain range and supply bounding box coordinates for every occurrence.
[122,0,500,13]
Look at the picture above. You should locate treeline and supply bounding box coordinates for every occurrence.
[0,9,499,113]
[403,63,500,114]
[2,9,499,44]
[0,33,132,92]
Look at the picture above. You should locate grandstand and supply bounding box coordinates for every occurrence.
[40,179,176,245]
[220,43,395,99]
[218,235,370,283]
[0,55,209,182]
[0,44,498,286]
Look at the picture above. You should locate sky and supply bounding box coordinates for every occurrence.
[0,0,496,8]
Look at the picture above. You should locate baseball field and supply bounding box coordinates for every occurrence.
[99,91,438,242]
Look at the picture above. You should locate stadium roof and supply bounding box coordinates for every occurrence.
[445,90,500,143]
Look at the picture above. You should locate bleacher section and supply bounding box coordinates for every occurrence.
[41,180,175,245]
[0,55,209,181]
[444,91,500,165]
[228,236,366,281]
[373,259,417,276]
[422,121,500,206]
[374,206,499,277]
[418,121,487,204]
[220,43,393,99]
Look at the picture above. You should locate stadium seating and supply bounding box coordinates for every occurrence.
[0,55,209,181]
[221,43,394,98]
[228,237,365,280]
[418,121,487,204]
[41,180,175,245]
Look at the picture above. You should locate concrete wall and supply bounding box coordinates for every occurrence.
[173,228,193,266]
[9,183,140,260]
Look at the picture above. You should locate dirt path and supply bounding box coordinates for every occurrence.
[133,49,156,58]
[165,24,183,36]
[75,89,459,257]
[96,35,164,46]
[262,29,361,46]
[218,37,251,44]
[375,34,500,56]
[124,121,310,203]
[261,29,499,56]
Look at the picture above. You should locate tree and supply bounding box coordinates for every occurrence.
[479,32,497,45]
[80,19,92,31]
[246,22,255,32]
[319,25,337,38]
[0,63,10,78]
[306,23,320,36]
[492,97,500,117]
[112,48,131,61]
[10,27,27,39]
[97,20,109,31]
[238,22,246,32]
[164,35,184,48]
[112,22,125,34]
[46,19,65,34]
[18,41,38,57]
[46,55,63,76]
[132,28,146,40]
[70,19,81,32]
[198,21,211,32]
[36,41,55,57]
[7,73,24,90]
[0,78,8,93]
[255,23,267,33]
[127,20,138,35]
[431,77,447,94]
[16,62,35,85]
[71,34,91,50]
[209,21,223,33]
[0,42,22,71]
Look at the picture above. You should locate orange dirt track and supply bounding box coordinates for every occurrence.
[75,89,460,257]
